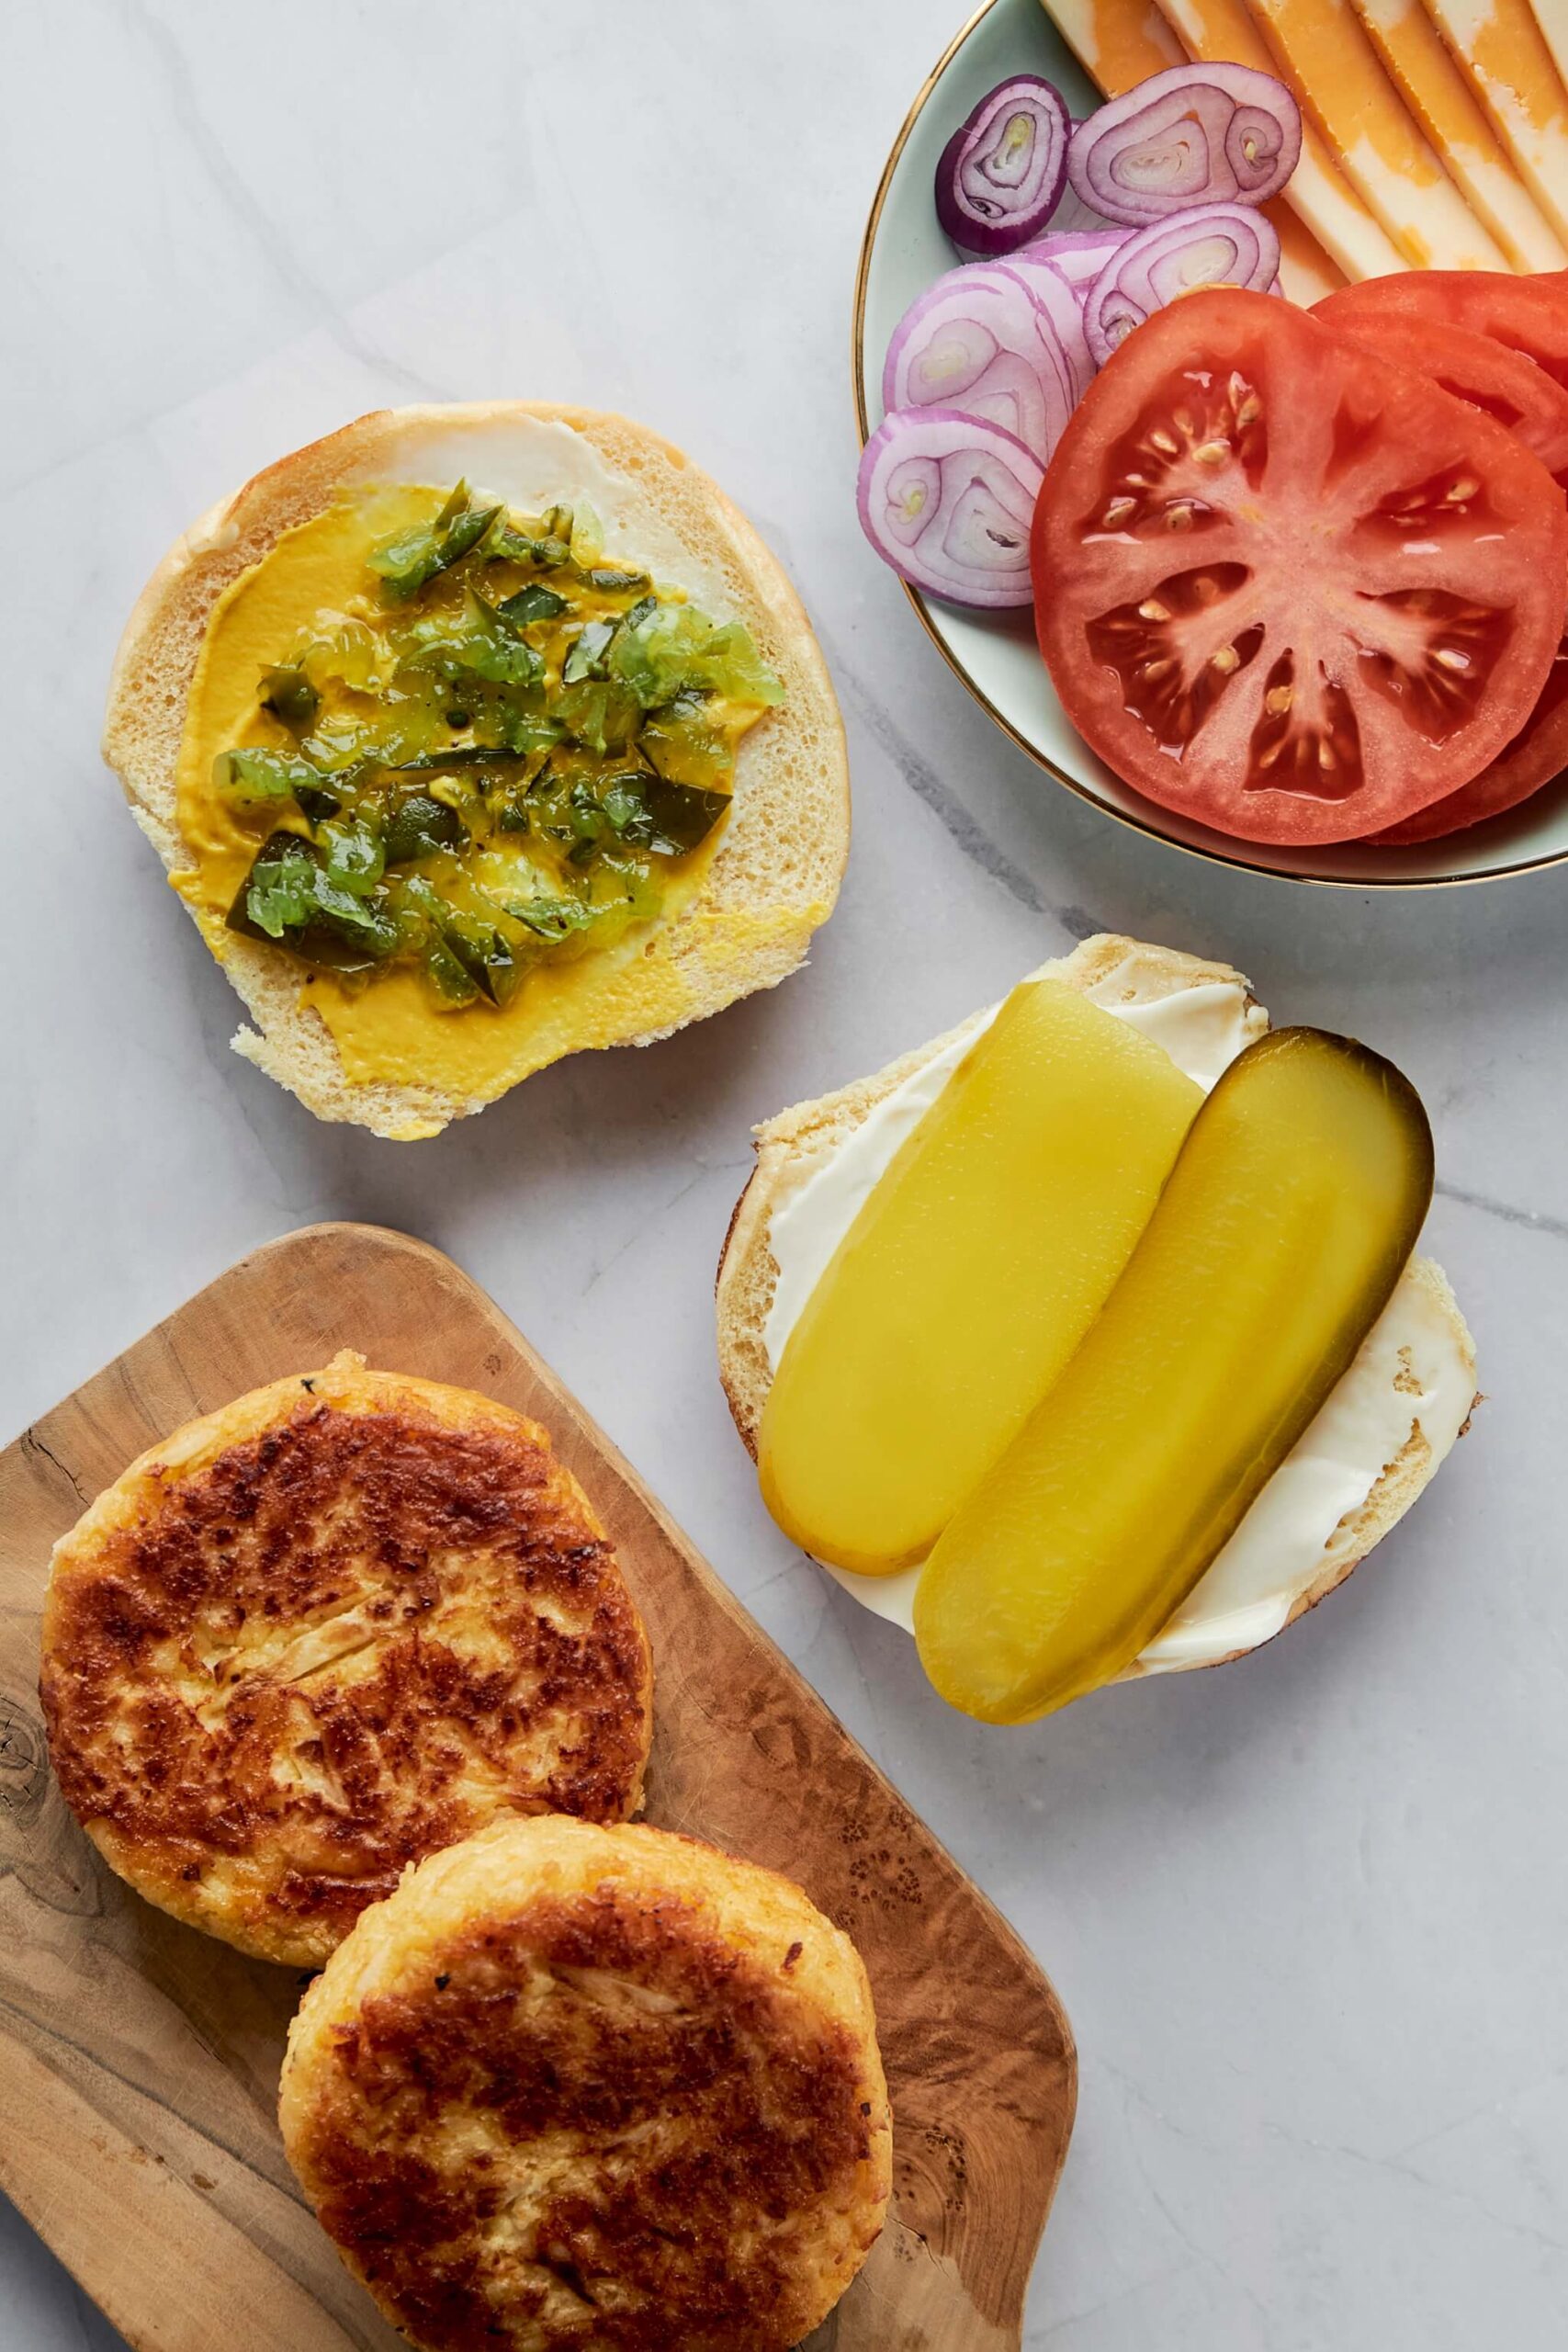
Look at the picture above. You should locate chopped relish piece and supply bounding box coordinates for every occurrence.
[258,663,321,730]
[383,794,467,865]
[499,581,568,628]
[215,747,331,806]
[368,481,502,602]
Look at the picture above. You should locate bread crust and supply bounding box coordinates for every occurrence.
[714,934,1478,1678]
[104,404,851,1137]
[39,1352,654,1965]
[279,1815,892,2351]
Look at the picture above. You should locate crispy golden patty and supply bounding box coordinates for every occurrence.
[279,1816,892,2352]
[39,1353,652,1966]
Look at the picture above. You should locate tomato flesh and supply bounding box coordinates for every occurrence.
[1374,622,1568,842]
[1311,307,1568,491]
[1315,273,1568,401]
[1032,291,1568,845]
[1314,282,1568,841]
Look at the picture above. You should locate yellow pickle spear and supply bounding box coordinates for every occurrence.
[759,979,1203,1573]
[914,1029,1434,1724]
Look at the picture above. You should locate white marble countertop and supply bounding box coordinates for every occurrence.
[4,3,1565,2346]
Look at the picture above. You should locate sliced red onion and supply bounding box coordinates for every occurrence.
[935,76,1071,258]
[883,263,1079,462]
[1014,227,1129,292]
[1044,183,1127,239]
[856,407,1043,609]
[989,255,1097,401]
[1067,62,1302,226]
[1017,227,1128,281]
[1082,204,1281,366]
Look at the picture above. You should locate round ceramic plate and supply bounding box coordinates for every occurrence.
[853,0,1568,888]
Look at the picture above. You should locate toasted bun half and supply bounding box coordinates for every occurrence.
[105,404,850,1138]
[716,934,1478,1679]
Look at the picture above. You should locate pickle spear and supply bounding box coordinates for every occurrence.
[759,978,1203,1573]
[914,1028,1434,1724]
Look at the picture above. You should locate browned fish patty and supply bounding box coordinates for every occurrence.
[39,1352,652,1966]
[279,1815,892,2352]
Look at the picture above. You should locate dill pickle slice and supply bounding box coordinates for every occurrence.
[913,1028,1434,1724]
[758,979,1205,1574]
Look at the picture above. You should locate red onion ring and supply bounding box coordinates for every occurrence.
[1082,204,1281,366]
[856,407,1043,608]
[884,263,1080,462]
[1067,62,1302,227]
[936,75,1071,258]
[987,255,1097,401]
[1015,228,1130,294]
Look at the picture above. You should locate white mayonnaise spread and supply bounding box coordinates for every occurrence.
[344,413,732,616]
[761,950,1475,1674]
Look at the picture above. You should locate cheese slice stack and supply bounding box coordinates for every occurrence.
[1421,0,1568,247]
[1246,0,1507,267]
[1350,0,1565,266]
[1157,0,1408,274]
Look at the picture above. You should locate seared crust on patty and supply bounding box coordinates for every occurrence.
[279,1815,891,2352]
[39,1354,652,1966]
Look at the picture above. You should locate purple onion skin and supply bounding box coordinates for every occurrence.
[856,406,1043,609]
[1081,203,1281,367]
[1067,62,1302,228]
[935,75,1071,258]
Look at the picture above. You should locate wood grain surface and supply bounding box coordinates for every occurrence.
[0,1222,1076,2352]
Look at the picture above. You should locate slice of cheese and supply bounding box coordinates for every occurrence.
[1045,0,1186,82]
[1352,0,1565,266]
[1046,0,1347,296]
[1156,0,1406,277]
[1420,0,1568,246]
[1244,0,1510,267]
[1536,2,1568,101]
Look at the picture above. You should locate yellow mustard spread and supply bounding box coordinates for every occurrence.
[173,481,784,1101]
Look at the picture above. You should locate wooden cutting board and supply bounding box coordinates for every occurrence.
[0,1222,1075,2352]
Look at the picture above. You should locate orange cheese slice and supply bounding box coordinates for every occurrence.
[1045,0,1347,297]
[1243,0,1509,268]
[1351,0,1565,266]
[1536,3,1568,99]
[1044,0,1185,82]
[1155,0,1406,277]
[1420,0,1568,248]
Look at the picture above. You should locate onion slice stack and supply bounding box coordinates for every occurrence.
[883,264,1085,461]
[1067,62,1302,226]
[936,76,1071,257]
[856,410,1043,608]
[857,59,1304,605]
[1082,204,1281,365]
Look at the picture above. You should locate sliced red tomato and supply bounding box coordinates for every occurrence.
[1311,307,1568,490]
[1315,274,1568,401]
[1372,623,1568,842]
[1032,290,1568,845]
[1313,284,1568,842]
